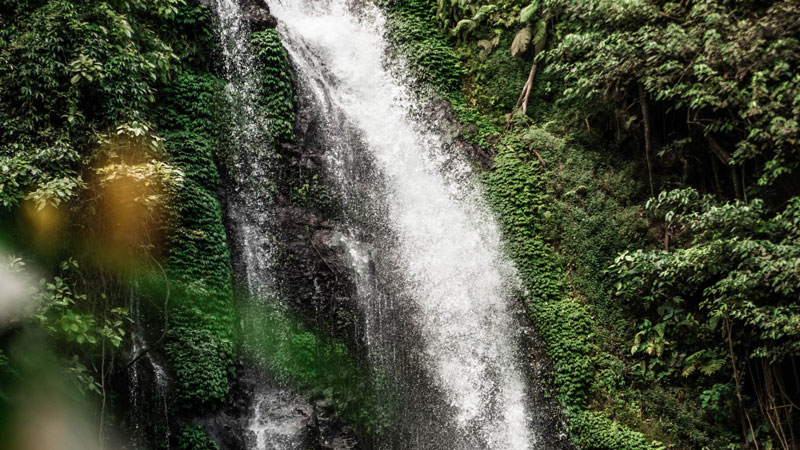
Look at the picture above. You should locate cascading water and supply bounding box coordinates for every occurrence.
[213,1,310,449]
[128,284,171,450]
[215,0,277,299]
[268,1,544,448]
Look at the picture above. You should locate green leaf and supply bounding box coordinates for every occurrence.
[531,18,547,47]
[700,359,726,376]
[520,2,538,24]
[511,26,532,57]
[452,19,476,36]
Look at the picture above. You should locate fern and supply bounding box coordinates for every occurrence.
[519,2,538,24]
[510,26,532,56]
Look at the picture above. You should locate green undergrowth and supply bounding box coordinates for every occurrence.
[147,2,240,421]
[527,114,734,448]
[486,134,661,449]
[488,116,732,449]
[158,70,237,413]
[250,28,337,213]
[0,0,233,447]
[176,424,220,450]
[251,29,296,145]
[146,6,237,448]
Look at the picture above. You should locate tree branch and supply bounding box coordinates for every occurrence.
[639,85,655,196]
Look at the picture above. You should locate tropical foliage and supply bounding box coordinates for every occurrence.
[1,0,232,448]
[387,0,800,447]
[2,0,799,448]
[613,189,800,447]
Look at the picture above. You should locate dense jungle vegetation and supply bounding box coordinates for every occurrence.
[1,0,799,449]
[381,0,800,447]
[0,0,238,447]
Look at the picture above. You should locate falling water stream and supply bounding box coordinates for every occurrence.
[269,1,538,449]
[213,1,306,449]
[215,0,550,448]
[129,284,171,450]
[216,0,278,300]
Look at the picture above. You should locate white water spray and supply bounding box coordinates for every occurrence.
[128,285,171,450]
[269,2,537,448]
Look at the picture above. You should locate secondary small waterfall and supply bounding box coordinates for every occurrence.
[215,0,278,299]
[128,284,171,450]
[269,1,538,449]
[214,1,306,449]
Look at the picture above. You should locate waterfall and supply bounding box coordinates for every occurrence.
[128,284,171,450]
[213,1,306,449]
[268,1,539,449]
[215,0,277,299]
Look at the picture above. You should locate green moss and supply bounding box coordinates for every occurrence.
[159,71,237,412]
[484,136,562,302]
[251,29,296,145]
[290,174,334,211]
[167,305,235,411]
[381,0,463,94]
[568,410,659,450]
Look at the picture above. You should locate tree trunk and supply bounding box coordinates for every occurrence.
[514,14,550,116]
[728,317,758,449]
[711,154,723,194]
[706,135,743,200]
[639,85,655,196]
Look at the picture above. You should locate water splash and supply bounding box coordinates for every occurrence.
[269,1,537,448]
[128,284,171,450]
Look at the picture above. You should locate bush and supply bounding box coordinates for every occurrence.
[175,424,219,450]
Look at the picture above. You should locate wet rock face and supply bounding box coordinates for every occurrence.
[212,23,360,450]
[247,384,315,449]
[198,367,359,450]
[196,0,277,30]
[273,203,353,320]
[417,92,495,170]
[240,0,277,30]
[267,95,364,345]
[213,187,360,448]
